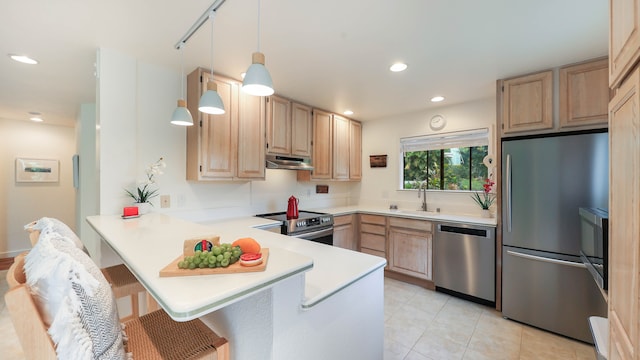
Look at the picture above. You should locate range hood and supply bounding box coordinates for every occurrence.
[266,154,314,171]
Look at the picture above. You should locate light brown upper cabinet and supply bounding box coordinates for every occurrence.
[610,0,640,88]
[266,95,291,156]
[500,70,553,135]
[291,102,313,158]
[186,68,265,181]
[265,96,313,159]
[559,58,609,128]
[333,114,350,180]
[237,85,266,179]
[349,120,362,180]
[310,109,333,179]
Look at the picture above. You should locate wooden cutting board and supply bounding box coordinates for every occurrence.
[159,248,269,277]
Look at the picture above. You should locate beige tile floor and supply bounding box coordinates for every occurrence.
[0,270,596,360]
[383,277,597,360]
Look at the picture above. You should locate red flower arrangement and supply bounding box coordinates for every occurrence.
[471,178,496,210]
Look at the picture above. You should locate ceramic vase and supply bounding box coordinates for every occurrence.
[135,202,152,215]
[481,209,491,218]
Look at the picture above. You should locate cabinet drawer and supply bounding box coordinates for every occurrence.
[361,248,386,259]
[360,223,385,235]
[360,214,386,225]
[333,214,354,226]
[389,217,432,232]
[361,233,385,252]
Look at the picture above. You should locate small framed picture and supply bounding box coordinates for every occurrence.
[15,158,59,183]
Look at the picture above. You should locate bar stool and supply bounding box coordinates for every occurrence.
[101,264,158,321]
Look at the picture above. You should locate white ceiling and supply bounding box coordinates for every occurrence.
[0,0,608,127]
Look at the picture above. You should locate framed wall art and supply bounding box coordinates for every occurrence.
[15,158,59,183]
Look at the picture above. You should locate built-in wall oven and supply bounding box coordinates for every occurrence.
[255,211,334,245]
[579,207,609,290]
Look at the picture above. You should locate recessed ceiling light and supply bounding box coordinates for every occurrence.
[343,110,354,115]
[389,63,407,72]
[30,117,43,122]
[430,96,445,102]
[9,54,38,65]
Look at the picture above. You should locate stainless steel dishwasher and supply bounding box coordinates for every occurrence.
[434,222,496,304]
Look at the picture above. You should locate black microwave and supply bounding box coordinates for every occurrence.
[579,207,608,290]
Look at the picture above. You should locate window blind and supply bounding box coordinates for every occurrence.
[400,128,489,152]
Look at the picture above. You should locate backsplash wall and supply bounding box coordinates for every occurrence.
[356,98,497,216]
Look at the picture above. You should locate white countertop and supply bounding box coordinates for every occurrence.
[87,213,387,320]
[87,214,313,321]
[315,205,498,227]
[198,216,388,308]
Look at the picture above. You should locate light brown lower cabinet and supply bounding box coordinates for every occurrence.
[333,214,357,251]
[608,66,640,360]
[358,214,387,265]
[387,217,433,281]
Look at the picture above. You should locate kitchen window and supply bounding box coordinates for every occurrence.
[400,128,489,191]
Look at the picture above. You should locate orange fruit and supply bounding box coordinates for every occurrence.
[232,237,261,254]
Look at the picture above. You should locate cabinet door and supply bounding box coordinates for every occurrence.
[501,70,553,135]
[559,58,609,128]
[266,95,291,156]
[200,73,238,179]
[333,115,350,180]
[237,92,265,179]
[311,110,333,179]
[291,102,312,157]
[608,68,640,360]
[349,120,362,180]
[388,227,432,280]
[610,0,640,88]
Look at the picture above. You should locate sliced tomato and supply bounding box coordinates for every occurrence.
[240,253,262,261]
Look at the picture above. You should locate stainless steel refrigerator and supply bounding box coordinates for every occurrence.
[501,131,608,343]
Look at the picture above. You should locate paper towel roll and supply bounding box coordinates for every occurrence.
[483,155,495,168]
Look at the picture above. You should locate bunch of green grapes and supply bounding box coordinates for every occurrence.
[178,244,242,269]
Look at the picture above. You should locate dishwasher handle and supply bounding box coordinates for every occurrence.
[437,224,488,238]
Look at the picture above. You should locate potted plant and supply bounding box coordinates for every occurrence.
[471,178,495,217]
[125,157,166,214]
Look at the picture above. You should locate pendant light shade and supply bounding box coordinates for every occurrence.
[171,99,194,126]
[199,81,225,114]
[242,0,274,96]
[199,11,225,115]
[242,52,274,96]
[171,45,194,126]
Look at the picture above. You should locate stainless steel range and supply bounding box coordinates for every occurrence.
[255,211,334,245]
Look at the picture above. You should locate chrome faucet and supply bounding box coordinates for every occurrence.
[418,181,428,211]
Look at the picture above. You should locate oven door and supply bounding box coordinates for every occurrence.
[291,227,334,246]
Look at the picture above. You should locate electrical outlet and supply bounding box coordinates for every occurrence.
[160,195,170,208]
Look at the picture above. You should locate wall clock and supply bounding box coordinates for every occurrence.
[429,115,446,131]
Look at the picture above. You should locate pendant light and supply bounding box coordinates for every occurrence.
[198,11,225,114]
[170,43,194,126]
[242,0,274,96]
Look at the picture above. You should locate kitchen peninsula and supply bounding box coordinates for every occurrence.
[87,213,386,360]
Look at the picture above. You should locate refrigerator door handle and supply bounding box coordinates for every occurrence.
[506,250,587,269]
[506,153,512,232]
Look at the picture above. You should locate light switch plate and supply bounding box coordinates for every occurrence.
[160,195,170,208]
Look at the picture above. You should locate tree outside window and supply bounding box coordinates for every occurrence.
[403,145,489,191]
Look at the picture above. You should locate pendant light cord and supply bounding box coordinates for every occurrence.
[209,11,216,75]
[257,0,261,52]
[179,42,185,99]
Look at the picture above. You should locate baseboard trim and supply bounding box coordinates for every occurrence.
[384,270,435,290]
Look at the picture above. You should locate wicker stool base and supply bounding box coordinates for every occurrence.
[124,310,229,360]
[101,264,147,321]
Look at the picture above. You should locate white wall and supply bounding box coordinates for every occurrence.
[96,48,356,226]
[0,119,76,257]
[357,98,497,216]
